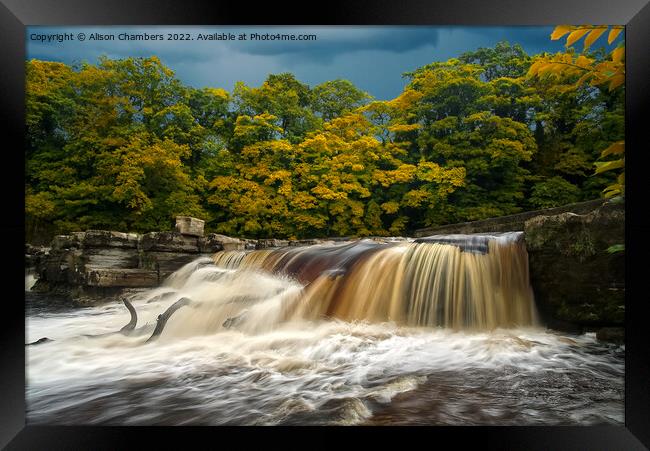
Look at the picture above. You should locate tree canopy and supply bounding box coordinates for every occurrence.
[26,40,624,242]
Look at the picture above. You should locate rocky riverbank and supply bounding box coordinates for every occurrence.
[25,222,343,303]
[524,199,625,339]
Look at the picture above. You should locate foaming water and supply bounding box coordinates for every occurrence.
[25,271,37,291]
[26,236,624,425]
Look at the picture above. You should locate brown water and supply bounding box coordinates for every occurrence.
[25,234,624,425]
[212,234,537,329]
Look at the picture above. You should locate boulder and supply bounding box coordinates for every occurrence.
[243,239,258,250]
[51,234,83,251]
[596,327,625,344]
[199,234,245,252]
[175,216,205,237]
[524,200,624,327]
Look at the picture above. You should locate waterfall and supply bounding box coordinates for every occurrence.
[206,232,538,331]
[27,232,625,427]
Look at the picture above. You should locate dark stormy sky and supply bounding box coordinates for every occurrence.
[26,26,622,100]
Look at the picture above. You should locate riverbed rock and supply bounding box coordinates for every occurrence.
[243,239,258,250]
[85,268,160,287]
[25,244,49,268]
[256,239,289,249]
[140,251,214,277]
[596,327,625,344]
[288,239,324,247]
[140,232,200,253]
[82,230,139,249]
[524,200,624,327]
[218,234,246,251]
[198,234,245,252]
[51,234,83,251]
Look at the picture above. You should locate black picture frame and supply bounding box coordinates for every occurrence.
[2,0,648,448]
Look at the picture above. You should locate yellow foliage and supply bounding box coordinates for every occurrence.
[608,74,624,91]
[386,89,424,111]
[566,28,590,47]
[381,201,400,214]
[204,87,229,100]
[594,158,624,175]
[608,27,624,44]
[402,189,430,208]
[550,25,573,40]
[388,123,421,133]
[611,47,624,63]
[600,141,624,158]
[583,27,607,50]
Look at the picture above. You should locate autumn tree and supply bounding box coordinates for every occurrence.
[26,57,208,236]
[528,25,625,199]
[398,59,537,223]
[233,73,321,143]
[26,40,625,243]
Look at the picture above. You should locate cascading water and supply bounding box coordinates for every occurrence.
[26,233,624,425]
[209,233,537,331]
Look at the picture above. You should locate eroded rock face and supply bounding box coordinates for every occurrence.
[85,268,160,287]
[51,234,84,251]
[82,230,139,249]
[141,232,200,253]
[524,200,624,327]
[25,244,49,269]
[31,230,241,300]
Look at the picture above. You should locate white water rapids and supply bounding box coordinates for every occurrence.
[26,245,624,425]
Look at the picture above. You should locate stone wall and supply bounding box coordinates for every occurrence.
[413,199,606,237]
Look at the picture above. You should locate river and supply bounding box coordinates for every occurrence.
[26,236,624,425]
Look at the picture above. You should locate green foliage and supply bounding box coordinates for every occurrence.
[459,41,532,81]
[233,73,321,143]
[529,25,625,199]
[606,244,625,254]
[528,176,581,209]
[312,79,372,121]
[26,41,624,241]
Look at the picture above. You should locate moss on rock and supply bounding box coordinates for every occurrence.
[524,200,624,326]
